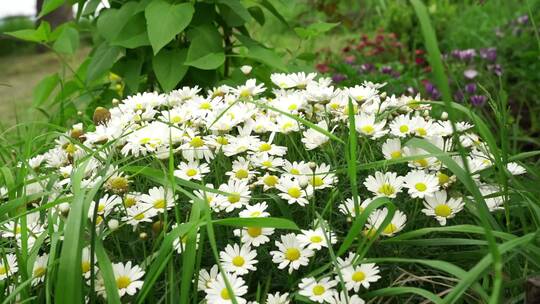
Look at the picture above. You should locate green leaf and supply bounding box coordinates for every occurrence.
[6,22,51,43]
[82,0,101,16]
[112,13,150,49]
[38,0,66,18]
[95,238,121,303]
[52,26,79,54]
[87,43,122,82]
[97,3,149,49]
[114,57,144,94]
[145,0,194,55]
[185,24,225,70]
[217,0,251,27]
[33,73,60,107]
[152,48,189,92]
[258,0,288,27]
[295,22,339,39]
[236,34,286,71]
[248,6,265,25]
[213,217,300,230]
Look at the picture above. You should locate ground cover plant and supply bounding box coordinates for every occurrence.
[1,0,540,304]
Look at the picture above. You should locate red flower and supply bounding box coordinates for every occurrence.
[316,63,330,73]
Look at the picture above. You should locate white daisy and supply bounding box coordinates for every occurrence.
[205,272,248,304]
[381,138,403,160]
[366,208,407,237]
[112,261,145,297]
[339,197,374,217]
[422,190,465,225]
[363,171,404,198]
[355,113,387,139]
[297,228,337,251]
[404,170,439,198]
[266,292,290,304]
[270,234,314,273]
[298,277,337,303]
[140,186,175,213]
[302,121,330,150]
[342,263,381,291]
[198,265,219,291]
[0,254,18,280]
[174,161,210,181]
[217,179,251,213]
[276,176,312,206]
[220,244,258,276]
[32,253,48,286]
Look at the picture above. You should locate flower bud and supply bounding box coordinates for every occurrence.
[108,219,119,231]
[240,65,252,75]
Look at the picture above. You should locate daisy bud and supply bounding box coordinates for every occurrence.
[240,65,253,75]
[139,232,148,240]
[152,220,164,234]
[423,110,430,117]
[77,111,83,116]
[308,162,317,170]
[380,92,387,99]
[441,111,449,120]
[58,203,70,216]
[112,98,119,105]
[108,219,119,231]
[93,107,111,125]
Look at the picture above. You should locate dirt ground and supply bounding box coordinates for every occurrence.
[0,47,89,127]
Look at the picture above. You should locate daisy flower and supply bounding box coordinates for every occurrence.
[218,179,251,212]
[239,202,270,218]
[180,135,214,161]
[174,161,210,181]
[255,173,280,191]
[507,162,526,175]
[308,163,336,190]
[389,114,413,137]
[112,261,145,297]
[348,84,378,103]
[328,291,365,304]
[479,184,504,211]
[297,228,337,251]
[342,263,381,291]
[226,157,257,182]
[32,254,48,286]
[266,292,290,304]
[381,138,403,160]
[302,121,330,150]
[271,234,314,273]
[276,176,312,206]
[140,186,175,213]
[233,226,274,247]
[122,204,158,229]
[339,197,373,217]
[404,170,439,198]
[81,247,95,279]
[366,208,407,237]
[252,154,284,172]
[363,171,404,198]
[88,194,121,221]
[198,265,219,291]
[298,277,337,303]
[234,79,266,99]
[220,244,258,276]
[355,113,387,138]
[422,190,465,225]
[0,254,18,280]
[205,272,248,304]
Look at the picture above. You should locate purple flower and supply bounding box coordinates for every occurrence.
[488,64,503,76]
[464,69,478,79]
[470,95,487,106]
[454,90,464,102]
[424,81,435,94]
[431,89,441,100]
[360,63,375,73]
[517,15,529,25]
[381,65,393,74]
[391,71,400,78]
[465,83,477,94]
[479,47,497,62]
[332,73,347,83]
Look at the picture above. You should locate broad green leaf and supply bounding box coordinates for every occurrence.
[86,43,122,82]
[248,6,265,25]
[6,22,51,43]
[152,48,189,92]
[145,1,194,54]
[52,26,79,54]
[213,217,299,230]
[112,13,150,49]
[217,0,251,27]
[295,22,339,39]
[38,0,65,18]
[236,34,287,71]
[258,0,288,27]
[97,3,149,49]
[33,73,60,107]
[95,238,121,303]
[114,57,143,94]
[185,24,225,70]
[82,0,101,16]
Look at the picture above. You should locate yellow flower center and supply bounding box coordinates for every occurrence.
[250,211,261,217]
[186,168,198,177]
[415,158,429,167]
[310,176,324,187]
[239,89,251,98]
[64,143,77,155]
[134,213,145,220]
[263,175,278,187]
[399,125,409,133]
[33,266,46,278]
[361,125,375,134]
[352,271,366,282]
[356,95,364,101]
[288,104,298,111]
[116,276,131,289]
[434,204,452,217]
[415,183,427,192]
[259,143,272,152]
[438,173,449,185]
[390,151,402,159]
[282,122,294,131]
[200,102,211,110]
[124,197,136,207]
[330,103,340,110]
[232,256,245,267]
[97,203,106,213]
[108,176,129,193]
[235,169,249,179]
[383,223,397,235]
[216,136,229,145]
[285,248,300,261]
[0,265,7,275]
[82,261,91,273]
[310,236,322,243]
[287,187,302,198]
[261,160,272,167]
[247,227,262,237]
[378,183,395,196]
[290,168,300,175]
[171,116,182,123]
[227,193,241,203]
[190,137,204,148]
[221,288,231,300]
[140,137,151,145]
[312,285,325,296]
[153,199,166,209]
[416,128,427,136]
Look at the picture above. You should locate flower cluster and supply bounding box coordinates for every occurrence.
[0,72,526,302]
